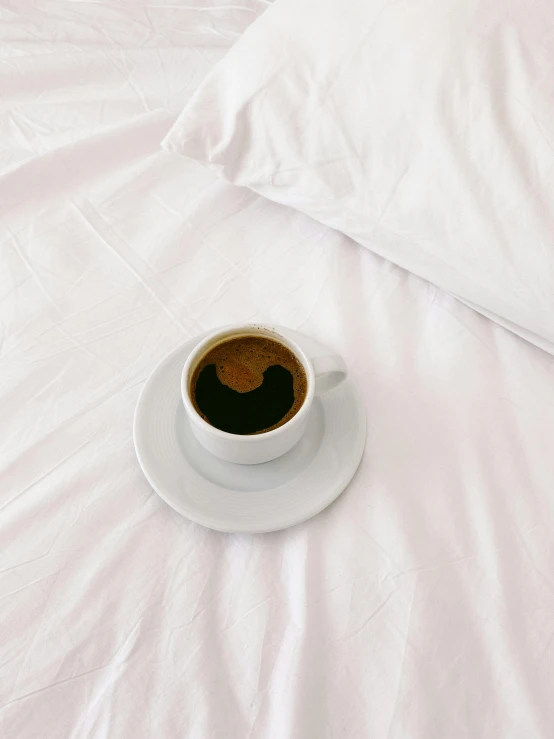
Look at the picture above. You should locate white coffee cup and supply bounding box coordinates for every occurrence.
[181,324,347,464]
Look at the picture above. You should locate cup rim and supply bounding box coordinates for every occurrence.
[181,324,315,442]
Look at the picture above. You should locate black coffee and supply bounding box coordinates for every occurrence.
[190,335,307,435]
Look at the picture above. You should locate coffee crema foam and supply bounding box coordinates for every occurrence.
[190,335,307,434]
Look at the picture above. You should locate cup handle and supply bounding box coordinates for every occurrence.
[312,354,347,394]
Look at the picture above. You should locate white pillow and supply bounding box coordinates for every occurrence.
[163,0,554,353]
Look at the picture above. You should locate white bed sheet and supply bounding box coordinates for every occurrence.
[1,3,554,738]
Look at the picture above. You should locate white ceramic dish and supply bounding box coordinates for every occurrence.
[133,328,366,533]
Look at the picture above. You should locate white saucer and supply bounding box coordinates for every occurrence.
[133,328,366,533]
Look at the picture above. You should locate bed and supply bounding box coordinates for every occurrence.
[2,1,554,737]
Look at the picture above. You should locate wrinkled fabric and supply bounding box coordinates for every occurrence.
[2,2,554,738]
[164,0,554,354]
